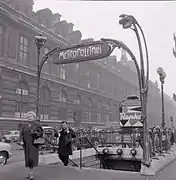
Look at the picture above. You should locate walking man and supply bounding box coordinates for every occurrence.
[56,121,76,166]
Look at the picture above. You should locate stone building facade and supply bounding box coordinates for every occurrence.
[0,1,175,130]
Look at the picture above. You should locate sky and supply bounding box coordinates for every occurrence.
[33,0,176,97]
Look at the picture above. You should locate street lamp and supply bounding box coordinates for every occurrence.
[119,14,150,167]
[35,35,47,121]
[157,67,167,128]
[170,115,174,130]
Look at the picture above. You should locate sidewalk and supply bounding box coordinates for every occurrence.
[4,145,176,179]
[141,145,176,175]
[1,163,148,180]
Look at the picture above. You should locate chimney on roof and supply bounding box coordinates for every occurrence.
[36,8,53,28]
[120,49,128,62]
[52,13,61,25]
[67,23,74,34]
[68,30,82,44]
[80,38,94,44]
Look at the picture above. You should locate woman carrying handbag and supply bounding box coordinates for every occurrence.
[20,111,44,180]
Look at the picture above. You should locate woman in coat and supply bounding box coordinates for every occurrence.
[20,111,43,180]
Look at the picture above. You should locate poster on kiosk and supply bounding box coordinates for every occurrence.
[119,95,143,128]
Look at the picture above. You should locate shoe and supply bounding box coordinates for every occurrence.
[26,174,30,179]
[29,176,34,180]
[27,172,34,180]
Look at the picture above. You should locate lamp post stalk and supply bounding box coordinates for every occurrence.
[161,81,165,128]
[36,47,41,121]
[157,67,166,128]
[133,23,149,166]
[35,35,47,121]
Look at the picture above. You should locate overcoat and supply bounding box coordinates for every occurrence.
[58,128,76,156]
[21,121,43,168]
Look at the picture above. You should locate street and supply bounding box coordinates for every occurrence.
[1,158,176,180]
[6,143,54,165]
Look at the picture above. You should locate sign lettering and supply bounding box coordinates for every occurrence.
[54,41,112,65]
[59,45,102,61]
[120,112,142,121]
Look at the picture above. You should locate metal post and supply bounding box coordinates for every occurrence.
[80,134,83,169]
[36,47,40,121]
[119,14,150,166]
[133,23,150,166]
[161,82,165,128]
[157,68,166,128]
[35,35,47,121]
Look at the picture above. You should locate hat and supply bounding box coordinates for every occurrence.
[26,111,36,120]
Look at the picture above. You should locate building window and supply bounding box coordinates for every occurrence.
[97,113,101,122]
[88,112,91,122]
[87,72,91,88]
[15,82,29,118]
[83,111,88,122]
[75,63,79,73]
[97,72,100,89]
[59,107,67,120]
[74,95,81,104]
[43,47,51,74]
[104,114,110,122]
[88,98,92,122]
[44,48,49,61]
[8,27,17,58]
[40,86,51,120]
[59,91,67,102]
[60,65,66,80]
[19,36,28,65]
[88,79,91,88]
[97,101,101,109]
[88,98,92,107]
[103,103,110,111]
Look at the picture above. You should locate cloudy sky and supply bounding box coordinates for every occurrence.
[34,0,176,97]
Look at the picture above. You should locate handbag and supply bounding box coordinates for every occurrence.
[33,137,45,146]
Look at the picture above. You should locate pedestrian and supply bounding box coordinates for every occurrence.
[20,111,44,180]
[170,130,175,146]
[55,121,76,166]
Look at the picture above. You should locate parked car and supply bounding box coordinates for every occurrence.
[0,142,12,165]
[1,130,20,143]
[42,126,59,152]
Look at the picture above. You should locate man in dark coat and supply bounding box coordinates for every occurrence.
[56,121,76,166]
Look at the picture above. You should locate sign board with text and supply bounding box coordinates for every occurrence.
[119,105,143,127]
[54,41,112,65]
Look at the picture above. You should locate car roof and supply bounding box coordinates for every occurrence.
[42,126,54,129]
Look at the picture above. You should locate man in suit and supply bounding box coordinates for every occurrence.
[55,121,76,166]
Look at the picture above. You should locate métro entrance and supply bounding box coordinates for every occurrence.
[96,95,143,172]
[36,36,148,169]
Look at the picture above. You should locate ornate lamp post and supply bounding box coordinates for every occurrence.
[157,67,167,128]
[35,35,47,121]
[119,14,150,166]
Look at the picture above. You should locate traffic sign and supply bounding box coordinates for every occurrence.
[53,40,112,65]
